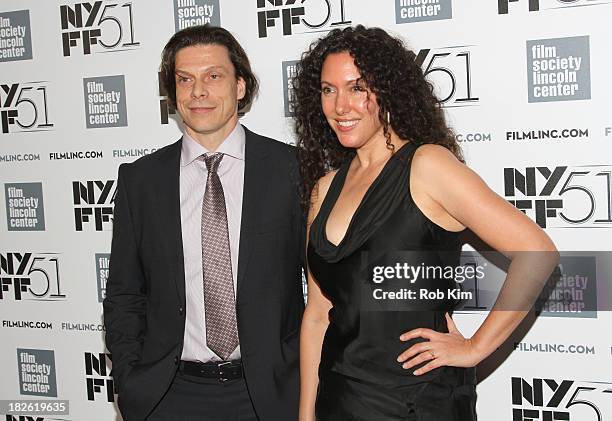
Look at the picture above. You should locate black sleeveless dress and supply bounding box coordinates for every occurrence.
[308,143,477,421]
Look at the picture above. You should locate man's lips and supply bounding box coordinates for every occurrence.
[189,105,216,114]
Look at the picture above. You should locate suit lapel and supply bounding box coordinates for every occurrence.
[153,138,186,305]
[237,127,270,295]
[154,129,269,303]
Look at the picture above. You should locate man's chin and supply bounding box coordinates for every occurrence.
[181,115,238,140]
[184,123,219,136]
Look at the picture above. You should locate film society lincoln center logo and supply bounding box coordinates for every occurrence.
[17,348,57,397]
[173,0,220,32]
[83,75,127,128]
[0,10,33,62]
[395,0,452,24]
[456,252,599,319]
[282,60,298,118]
[95,253,110,302]
[5,182,45,231]
[527,36,590,103]
[499,0,611,14]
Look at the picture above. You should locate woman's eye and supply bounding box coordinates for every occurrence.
[321,86,333,94]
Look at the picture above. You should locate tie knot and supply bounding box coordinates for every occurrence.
[202,153,223,174]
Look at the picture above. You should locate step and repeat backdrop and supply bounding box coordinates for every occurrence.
[1,0,612,420]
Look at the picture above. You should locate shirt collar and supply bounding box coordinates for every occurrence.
[180,123,246,167]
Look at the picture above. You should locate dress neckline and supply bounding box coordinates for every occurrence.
[320,142,413,250]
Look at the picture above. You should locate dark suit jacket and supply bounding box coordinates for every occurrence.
[103,126,305,421]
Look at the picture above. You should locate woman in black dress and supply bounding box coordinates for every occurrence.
[293,26,558,420]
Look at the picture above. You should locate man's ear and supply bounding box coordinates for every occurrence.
[237,77,246,101]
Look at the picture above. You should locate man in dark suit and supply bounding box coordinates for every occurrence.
[103,25,305,421]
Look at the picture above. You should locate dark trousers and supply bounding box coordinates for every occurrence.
[146,371,259,421]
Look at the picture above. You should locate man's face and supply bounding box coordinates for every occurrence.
[174,44,246,143]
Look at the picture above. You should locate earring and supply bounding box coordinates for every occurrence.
[385,111,391,125]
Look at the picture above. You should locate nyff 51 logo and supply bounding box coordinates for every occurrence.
[505,165,612,228]
[415,46,480,108]
[85,352,115,402]
[60,1,140,56]
[0,82,54,134]
[73,180,116,231]
[512,377,612,420]
[257,0,351,38]
[281,47,481,113]
[0,253,65,301]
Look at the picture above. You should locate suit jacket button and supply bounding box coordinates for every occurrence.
[178,307,184,315]
[174,356,179,365]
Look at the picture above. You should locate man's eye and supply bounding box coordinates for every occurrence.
[210,73,221,80]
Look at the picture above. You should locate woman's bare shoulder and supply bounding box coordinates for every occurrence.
[309,169,339,220]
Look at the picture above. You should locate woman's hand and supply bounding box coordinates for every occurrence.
[396,313,485,376]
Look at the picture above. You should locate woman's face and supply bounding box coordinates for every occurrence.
[320,51,382,149]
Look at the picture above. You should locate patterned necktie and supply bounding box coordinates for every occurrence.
[200,153,239,360]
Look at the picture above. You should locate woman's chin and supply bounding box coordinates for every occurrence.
[335,134,363,149]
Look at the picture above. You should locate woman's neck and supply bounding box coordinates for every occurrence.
[353,129,407,169]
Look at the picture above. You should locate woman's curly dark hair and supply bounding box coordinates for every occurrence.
[292,25,463,211]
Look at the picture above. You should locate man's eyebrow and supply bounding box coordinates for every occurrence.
[175,65,229,75]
